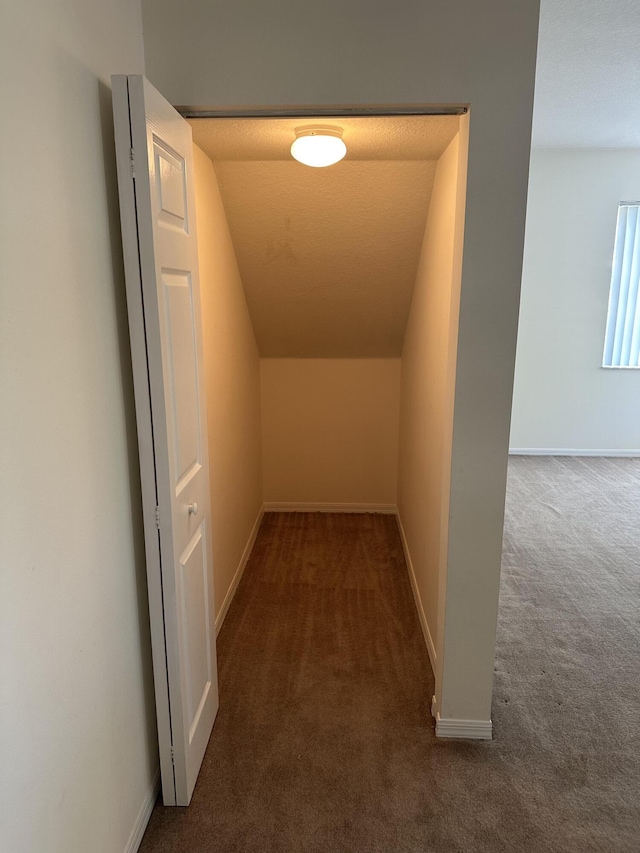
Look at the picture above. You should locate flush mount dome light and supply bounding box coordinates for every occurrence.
[290,126,347,168]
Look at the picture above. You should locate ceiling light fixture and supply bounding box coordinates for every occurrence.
[290,126,347,168]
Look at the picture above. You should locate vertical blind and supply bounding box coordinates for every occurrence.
[603,203,640,367]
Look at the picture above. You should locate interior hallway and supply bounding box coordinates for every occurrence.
[140,460,640,852]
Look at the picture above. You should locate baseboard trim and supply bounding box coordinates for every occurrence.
[435,713,492,740]
[215,505,264,635]
[396,512,437,672]
[124,769,160,853]
[510,448,640,457]
[263,502,397,514]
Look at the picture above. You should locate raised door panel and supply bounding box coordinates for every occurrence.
[154,138,189,233]
[161,270,202,493]
[177,525,214,743]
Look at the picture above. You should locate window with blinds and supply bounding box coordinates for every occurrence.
[603,203,640,368]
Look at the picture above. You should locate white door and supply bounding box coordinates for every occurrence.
[112,75,218,806]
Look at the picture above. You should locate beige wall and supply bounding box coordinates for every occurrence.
[0,2,158,851]
[398,129,467,671]
[142,0,539,727]
[193,146,263,625]
[261,359,400,507]
[511,148,640,453]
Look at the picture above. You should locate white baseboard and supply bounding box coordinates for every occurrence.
[263,502,397,514]
[510,448,640,457]
[215,505,264,635]
[435,713,492,740]
[396,512,437,672]
[125,769,160,853]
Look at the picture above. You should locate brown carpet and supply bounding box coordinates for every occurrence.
[140,460,640,852]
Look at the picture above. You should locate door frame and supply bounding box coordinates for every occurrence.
[113,85,470,807]
[178,105,467,119]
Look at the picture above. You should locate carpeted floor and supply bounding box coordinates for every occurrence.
[139,458,640,852]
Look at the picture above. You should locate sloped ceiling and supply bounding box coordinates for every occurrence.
[190,116,459,357]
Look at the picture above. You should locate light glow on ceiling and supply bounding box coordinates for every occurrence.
[290,126,346,168]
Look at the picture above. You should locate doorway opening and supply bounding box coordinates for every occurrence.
[187,111,468,674]
[113,77,471,809]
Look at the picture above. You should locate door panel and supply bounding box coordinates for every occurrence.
[154,141,188,229]
[162,270,201,485]
[112,74,218,807]
[177,525,213,739]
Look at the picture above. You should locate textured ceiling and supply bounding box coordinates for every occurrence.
[533,0,640,147]
[190,116,459,357]
[191,115,460,162]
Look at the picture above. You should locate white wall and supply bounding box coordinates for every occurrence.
[511,149,640,453]
[0,3,159,853]
[193,145,264,627]
[398,129,468,671]
[141,0,540,726]
[261,359,400,507]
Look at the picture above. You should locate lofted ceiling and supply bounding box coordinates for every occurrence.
[190,116,459,357]
[533,0,640,148]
